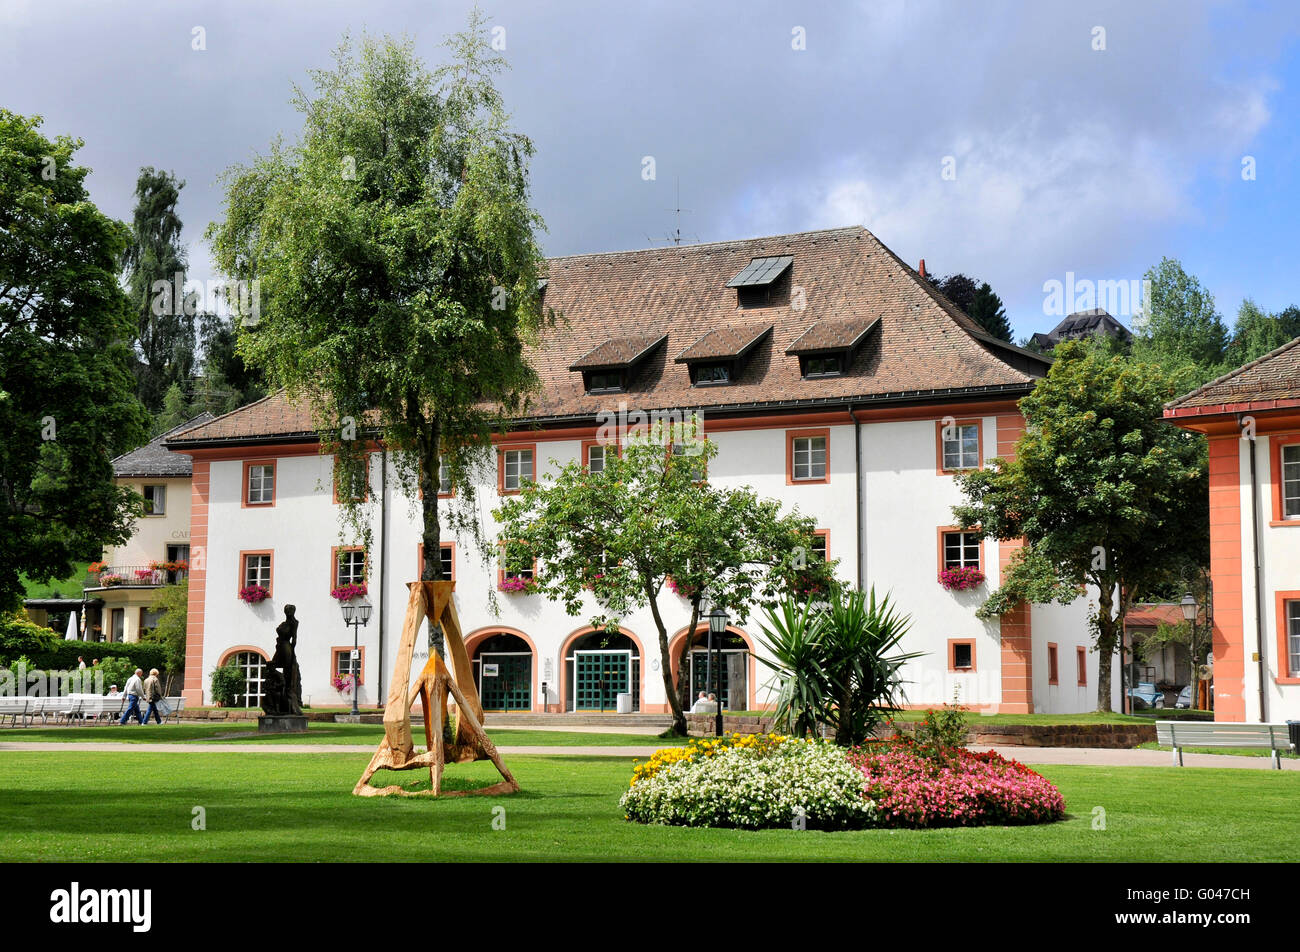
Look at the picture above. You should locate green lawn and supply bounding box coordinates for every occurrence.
[0,721,682,748]
[0,752,1294,861]
[22,562,90,600]
[1138,741,1298,760]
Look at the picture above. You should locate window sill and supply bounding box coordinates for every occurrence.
[1268,519,1300,528]
[1275,677,1300,686]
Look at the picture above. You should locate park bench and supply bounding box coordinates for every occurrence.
[162,696,186,724]
[1156,720,1295,769]
[0,697,30,727]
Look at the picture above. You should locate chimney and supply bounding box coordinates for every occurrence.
[918,258,927,279]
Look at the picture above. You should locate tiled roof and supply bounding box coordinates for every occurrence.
[675,323,772,363]
[1166,335,1300,411]
[112,413,214,476]
[1125,603,1186,629]
[168,226,1050,445]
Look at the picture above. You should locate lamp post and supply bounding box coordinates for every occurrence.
[340,600,372,717]
[707,606,728,737]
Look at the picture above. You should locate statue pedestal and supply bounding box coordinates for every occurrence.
[258,715,309,734]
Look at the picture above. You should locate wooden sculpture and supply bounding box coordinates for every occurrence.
[353,580,519,798]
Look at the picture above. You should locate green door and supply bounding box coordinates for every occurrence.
[574,651,630,711]
[691,649,746,710]
[479,653,531,711]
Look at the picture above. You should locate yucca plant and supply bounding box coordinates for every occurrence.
[755,586,922,745]
[753,597,827,739]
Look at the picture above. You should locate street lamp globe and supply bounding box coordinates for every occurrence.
[1180,592,1197,622]
[341,602,357,624]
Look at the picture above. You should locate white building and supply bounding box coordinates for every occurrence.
[169,226,1113,715]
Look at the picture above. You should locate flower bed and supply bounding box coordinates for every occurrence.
[848,738,1065,827]
[621,732,1064,831]
[621,733,877,830]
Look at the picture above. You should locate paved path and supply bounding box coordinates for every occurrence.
[0,740,1296,768]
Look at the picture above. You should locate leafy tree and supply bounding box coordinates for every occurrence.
[208,20,547,656]
[143,580,187,693]
[1132,257,1228,385]
[754,587,920,745]
[153,382,191,435]
[0,110,149,612]
[191,310,266,415]
[968,282,1013,342]
[122,167,196,411]
[1224,299,1300,368]
[952,342,1208,711]
[493,426,831,736]
[930,272,1013,341]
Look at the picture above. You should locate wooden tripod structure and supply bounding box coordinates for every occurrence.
[353,580,519,798]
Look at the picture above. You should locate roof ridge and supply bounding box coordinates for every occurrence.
[546,225,864,263]
[1166,333,1300,408]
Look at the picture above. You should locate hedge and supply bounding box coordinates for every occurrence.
[33,640,169,674]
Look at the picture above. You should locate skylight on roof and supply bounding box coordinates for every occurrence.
[726,256,793,288]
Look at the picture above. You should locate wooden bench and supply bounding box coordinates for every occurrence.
[1156,720,1295,769]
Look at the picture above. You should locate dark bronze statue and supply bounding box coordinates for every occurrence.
[262,605,302,716]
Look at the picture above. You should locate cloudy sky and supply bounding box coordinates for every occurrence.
[4,0,1299,339]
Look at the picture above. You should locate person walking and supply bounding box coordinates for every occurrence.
[140,669,165,725]
[77,656,86,670]
[118,668,145,725]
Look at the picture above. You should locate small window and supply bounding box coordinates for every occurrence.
[335,549,366,587]
[501,448,534,492]
[588,444,606,473]
[942,531,981,570]
[942,423,981,471]
[439,544,454,580]
[1077,647,1088,686]
[804,355,843,377]
[1286,599,1300,677]
[438,462,453,495]
[587,371,623,393]
[791,435,827,481]
[1048,644,1059,685]
[247,463,275,505]
[694,363,731,385]
[243,553,272,590]
[952,643,973,670]
[811,532,828,562]
[143,484,166,515]
[1283,444,1300,519]
[501,542,535,581]
[333,647,362,683]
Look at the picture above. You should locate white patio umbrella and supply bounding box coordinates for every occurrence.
[65,611,78,640]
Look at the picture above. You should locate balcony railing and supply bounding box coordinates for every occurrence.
[84,565,187,590]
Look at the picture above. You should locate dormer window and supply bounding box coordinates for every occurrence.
[804,355,843,377]
[675,323,771,388]
[727,256,793,307]
[786,316,880,380]
[693,363,731,385]
[586,371,624,393]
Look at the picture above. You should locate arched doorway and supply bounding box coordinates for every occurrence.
[564,629,641,712]
[471,632,533,711]
[672,627,752,712]
[221,649,267,709]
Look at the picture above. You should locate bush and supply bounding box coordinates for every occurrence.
[24,639,166,674]
[210,661,245,707]
[849,739,1065,828]
[621,735,877,830]
[0,611,58,665]
[913,703,970,752]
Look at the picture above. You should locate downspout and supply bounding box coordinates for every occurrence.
[850,407,864,590]
[377,446,388,708]
[1241,422,1267,722]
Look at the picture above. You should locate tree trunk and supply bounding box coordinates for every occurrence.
[414,406,444,658]
[674,598,701,715]
[646,583,687,735]
[1094,582,1119,713]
